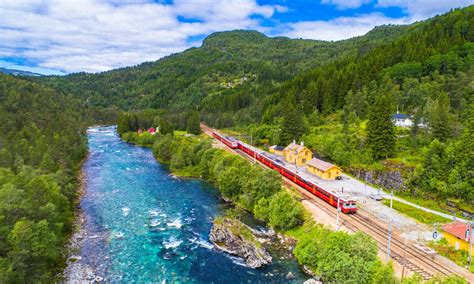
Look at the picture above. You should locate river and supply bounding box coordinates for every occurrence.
[68,126,308,283]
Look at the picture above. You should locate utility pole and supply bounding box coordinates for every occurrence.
[386,190,394,263]
[401,236,407,282]
[469,221,473,268]
[335,199,341,231]
[364,176,367,196]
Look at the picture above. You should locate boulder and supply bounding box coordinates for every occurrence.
[286,272,295,280]
[209,218,272,268]
[304,279,323,284]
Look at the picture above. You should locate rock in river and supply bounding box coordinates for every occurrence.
[209,217,272,268]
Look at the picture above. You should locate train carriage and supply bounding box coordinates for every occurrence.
[212,131,238,148]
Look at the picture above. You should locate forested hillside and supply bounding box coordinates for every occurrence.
[0,74,111,282]
[39,26,407,113]
[39,6,473,205]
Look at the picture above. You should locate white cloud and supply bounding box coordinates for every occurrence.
[321,0,372,9]
[1,0,471,73]
[280,12,410,41]
[0,0,284,73]
[376,0,473,20]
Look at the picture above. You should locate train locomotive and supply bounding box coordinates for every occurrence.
[212,130,357,214]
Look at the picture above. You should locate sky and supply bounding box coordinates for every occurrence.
[0,0,472,75]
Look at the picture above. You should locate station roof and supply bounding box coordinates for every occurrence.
[270,145,285,151]
[307,158,340,172]
[284,142,307,153]
[442,221,470,241]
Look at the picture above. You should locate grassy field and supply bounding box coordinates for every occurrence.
[382,199,451,225]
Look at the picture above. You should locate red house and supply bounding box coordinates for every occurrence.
[148,127,156,134]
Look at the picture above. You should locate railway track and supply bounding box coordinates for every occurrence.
[200,124,462,280]
[284,178,446,280]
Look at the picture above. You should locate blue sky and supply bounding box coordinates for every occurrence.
[0,0,472,75]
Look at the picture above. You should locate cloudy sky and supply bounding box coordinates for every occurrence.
[1,0,472,75]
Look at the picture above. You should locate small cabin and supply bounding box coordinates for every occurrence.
[441,222,473,255]
[269,145,285,156]
[148,127,156,135]
[283,141,312,166]
[307,158,342,180]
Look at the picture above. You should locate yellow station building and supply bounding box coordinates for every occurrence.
[442,222,473,256]
[283,141,313,166]
[307,158,342,180]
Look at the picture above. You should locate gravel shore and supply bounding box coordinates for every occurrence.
[62,169,102,283]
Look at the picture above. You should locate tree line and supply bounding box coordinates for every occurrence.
[0,74,109,282]
[117,109,201,136]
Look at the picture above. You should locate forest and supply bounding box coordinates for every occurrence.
[0,74,114,282]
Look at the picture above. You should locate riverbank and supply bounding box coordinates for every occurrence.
[62,157,103,283]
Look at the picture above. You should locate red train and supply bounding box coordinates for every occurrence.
[212,130,357,214]
[212,131,238,148]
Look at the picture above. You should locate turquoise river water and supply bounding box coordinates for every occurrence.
[77,126,309,283]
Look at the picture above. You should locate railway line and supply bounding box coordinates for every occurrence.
[285,172,452,280]
[200,124,468,280]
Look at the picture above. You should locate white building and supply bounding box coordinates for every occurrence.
[392,111,413,127]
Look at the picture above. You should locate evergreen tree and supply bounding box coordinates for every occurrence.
[366,95,395,160]
[159,118,175,135]
[428,93,452,141]
[280,99,307,145]
[186,111,201,135]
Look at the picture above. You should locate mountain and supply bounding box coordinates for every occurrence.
[0,67,43,77]
[35,7,473,129]
[38,26,407,112]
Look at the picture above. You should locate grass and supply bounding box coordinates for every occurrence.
[394,193,472,219]
[382,199,451,225]
[215,216,261,248]
[171,166,201,178]
[428,238,474,273]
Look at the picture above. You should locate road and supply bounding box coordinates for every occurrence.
[200,123,474,281]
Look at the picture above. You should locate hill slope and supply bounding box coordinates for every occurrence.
[0,73,89,282]
[39,26,407,111]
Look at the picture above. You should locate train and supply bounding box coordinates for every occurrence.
[212,130,357,214]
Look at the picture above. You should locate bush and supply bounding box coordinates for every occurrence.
[267,191,304,231]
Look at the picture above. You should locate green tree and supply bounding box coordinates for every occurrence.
[159,118,175,135]
[186,111,201,135]
[216,167,243,198]
[317,232,378,283]
[280,100,307,145]
[366,94,395,160]
[427,93,452,141]
[253,197,270,221]
[267,191,303,230]
[7,220,59,282]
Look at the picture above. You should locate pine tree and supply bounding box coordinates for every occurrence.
[186,111,201,135]
[367,95,395,160]
[280,99,307,145]
[429,92,452,141]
